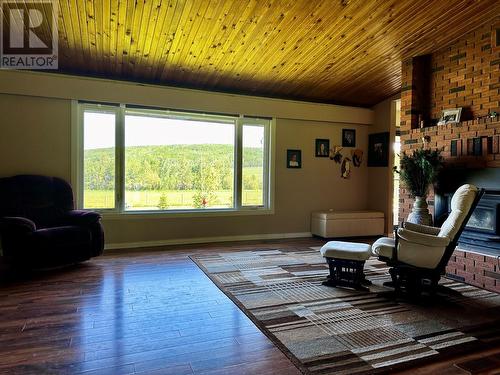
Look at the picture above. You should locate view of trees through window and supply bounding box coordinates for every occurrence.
[83,111,116,209]
[82,107,267,211]
[242,125,265,207]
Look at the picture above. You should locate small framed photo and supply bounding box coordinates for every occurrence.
[342,129,356,147]
[437,108,462,125]
[315,139,330,157]
[368,132,390,167]
[287,149,301,168]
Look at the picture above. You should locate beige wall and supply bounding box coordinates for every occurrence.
[0,94,71,178]
[0,72,375,247]
[0,70,373,125]
[102,118,369,245]
[367,94,400,234]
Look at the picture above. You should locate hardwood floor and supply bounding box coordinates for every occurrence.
[0,237,498,375]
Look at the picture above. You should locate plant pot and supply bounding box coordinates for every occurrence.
[407,196,433,226]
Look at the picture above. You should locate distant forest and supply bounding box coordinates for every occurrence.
[84,144,264,191]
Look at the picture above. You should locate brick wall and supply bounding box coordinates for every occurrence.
[446,250,500,293]
[431,22,500,121]
[401,19,500,131]
[400,19,500,293]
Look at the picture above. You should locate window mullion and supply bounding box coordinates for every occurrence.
[263,122,270,208]
[116,105,126,212]
[235,118,243,209]
[75,102,84,209]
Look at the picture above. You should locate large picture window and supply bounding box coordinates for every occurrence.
[76,103,273,214]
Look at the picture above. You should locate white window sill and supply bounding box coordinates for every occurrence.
[98,207,275,220]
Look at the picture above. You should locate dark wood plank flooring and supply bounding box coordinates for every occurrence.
[0,237,499,375]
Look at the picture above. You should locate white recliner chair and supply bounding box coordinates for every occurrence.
[372,184,483,294]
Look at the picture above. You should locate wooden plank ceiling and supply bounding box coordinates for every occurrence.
[50,0,500,106]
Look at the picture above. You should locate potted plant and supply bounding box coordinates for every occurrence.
[395,148,443,225]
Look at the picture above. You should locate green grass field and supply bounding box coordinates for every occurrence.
[84,165,265,210]
[84,189,263,210]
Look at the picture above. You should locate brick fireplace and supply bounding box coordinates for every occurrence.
[399,18,500,293]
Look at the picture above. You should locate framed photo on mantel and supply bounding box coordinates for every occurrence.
[437,108,462,125]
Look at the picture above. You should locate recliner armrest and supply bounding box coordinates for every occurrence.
[61,210,102,226]
[403,222,440,236]
[0,217,36,234]
[397,227,450,247]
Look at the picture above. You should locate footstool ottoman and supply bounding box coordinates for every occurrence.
[320,241,372,291]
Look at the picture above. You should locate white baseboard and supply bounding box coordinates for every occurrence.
[104,232,312,251]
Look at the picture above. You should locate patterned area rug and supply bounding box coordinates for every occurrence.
[191,246,500,374]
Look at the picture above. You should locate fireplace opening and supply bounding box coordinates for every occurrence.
[435,168,500,256]
[466,202,498,234]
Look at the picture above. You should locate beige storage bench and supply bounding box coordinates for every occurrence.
[311,210,384,238]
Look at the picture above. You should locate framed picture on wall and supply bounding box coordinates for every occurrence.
[287,149,301,168]
[315,139,330,157]
[368,132,390,167]
[342,129,356,147]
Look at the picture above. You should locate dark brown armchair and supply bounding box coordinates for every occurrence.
[0,175,104,268]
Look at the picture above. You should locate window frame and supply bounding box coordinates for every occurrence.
[239,119,271,209]
[71,100,275,217]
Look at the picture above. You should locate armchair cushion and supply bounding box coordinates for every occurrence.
[0,175,74,228]
[403,222,440,236]
[372,237,395,258]
[58,210,101,226]
[373,234,447,269]
[439,184,478,240]
[0,217,36,234]
[396,228,451,269]
[373,232,449,269]
[31,226,91,247]
[397,228,450,247]
[25,226,93,266]
[397,239,447,269]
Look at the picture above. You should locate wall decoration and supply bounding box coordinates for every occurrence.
[329,146,343,163]
[341,158,351,179]
[342,129,356,147]
[437,108,462,125]
[287,149,301,168]
[315,139,330,157]
[351,149,363,167]
[367,132,390,167]
[475,111,499,121]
